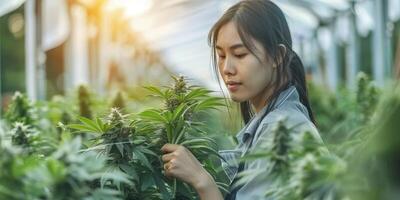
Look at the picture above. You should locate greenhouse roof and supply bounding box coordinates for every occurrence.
[124,0,400,89]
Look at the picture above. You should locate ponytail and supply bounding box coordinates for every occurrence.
[288,52,316,125]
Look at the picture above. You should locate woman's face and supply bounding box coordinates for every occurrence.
[216,21,276,105]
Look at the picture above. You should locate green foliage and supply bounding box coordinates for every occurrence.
[9,73,400,200]
[238,118,349,200]
[236,73,399,200]
[78,85,93,119]
[66,76,227,199]
[307,82,345,135]
[69,108,162,199]
[139,76,227,199]
[44,137,127,200]
[3,92,59,156]
[10,122,38,152]
[309,72,380,147]
[0,136,125,200]
[47,95,74,125]
[353,84,400,200]
[355,73,379,123]
[5,92,36,125]
[111,91,126,111]
[269,119,292,173]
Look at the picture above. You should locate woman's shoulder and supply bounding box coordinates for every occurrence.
[261,100,312,127]
[256,100,322,144]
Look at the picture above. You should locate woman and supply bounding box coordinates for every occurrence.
[161,0,323,199]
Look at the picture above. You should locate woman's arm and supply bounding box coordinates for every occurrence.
[193,170,224,200]
[161,144,224,200]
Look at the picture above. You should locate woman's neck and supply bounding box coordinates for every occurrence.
[250,86,274,114]
[250,79,288,113]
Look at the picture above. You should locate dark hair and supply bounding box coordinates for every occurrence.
[208,0,316,125]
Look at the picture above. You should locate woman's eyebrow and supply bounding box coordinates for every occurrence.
[230,44,245,50]
[216,44,245,51]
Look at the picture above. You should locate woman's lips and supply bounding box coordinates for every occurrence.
[226,81,241,92]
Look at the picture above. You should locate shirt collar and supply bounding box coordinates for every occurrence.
[236,86,298,143]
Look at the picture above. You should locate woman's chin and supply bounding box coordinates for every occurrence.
[230,95,246,103]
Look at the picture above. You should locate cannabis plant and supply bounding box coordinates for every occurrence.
[111,91,126,111]
[237,117,349,200]
[0,131,127,200]
[355,72,379,124]
[45,137,128,200]
[78,85,93,119]
[3,92,59,155]
[68,108,164,199]
[4,92,36,125]
[352,84,400,200]
[139,76,226,199]
[10,122,38,153]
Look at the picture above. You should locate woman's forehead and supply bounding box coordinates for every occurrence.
[216,24,266,55]
[216,22,242,48]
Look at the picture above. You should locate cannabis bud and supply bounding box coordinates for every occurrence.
[107,107,124,125]
[173,75,188,95]
[11,122,35,148]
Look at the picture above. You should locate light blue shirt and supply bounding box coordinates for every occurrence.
[219,86,324,200]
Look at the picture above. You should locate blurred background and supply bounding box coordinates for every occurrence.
[1,0,399,110]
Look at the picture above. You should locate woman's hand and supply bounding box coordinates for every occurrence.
[161,144,224,200]
[161,144,209,190]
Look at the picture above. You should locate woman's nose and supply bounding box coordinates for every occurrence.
[222,57,236,76]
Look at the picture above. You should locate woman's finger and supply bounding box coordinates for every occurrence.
[163,160,177,178]
[163,162,171,170]
[161,143,180,153]
[164,163,173,178]
[162,152,174,162]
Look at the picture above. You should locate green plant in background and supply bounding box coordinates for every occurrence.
[111,91,126,111]
[355,72,379,124]
[285,130,349,200]
[307,82,345,135]
[47,95,74,126]
[327,73,380,158]
[4,92,36,125]
[46,137,128,200]
[69,107,166,200]
[78,85,93,119]
[309,72,380,149]
[8,74,400,200]
[10,122,38,153]
[239,119,348,200]
[0,136,127,200]
[2,92,58,156]
[0,76,234,199]
[351,84,400,200]
[236,79,399,200]
[0,141,26,199]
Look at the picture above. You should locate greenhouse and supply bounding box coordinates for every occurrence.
[0,0,399,199]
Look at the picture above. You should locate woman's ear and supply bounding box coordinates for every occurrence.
[275,44,287,68]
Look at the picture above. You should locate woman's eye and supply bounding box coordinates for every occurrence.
[235,53,247,58]
[218,55,226,59]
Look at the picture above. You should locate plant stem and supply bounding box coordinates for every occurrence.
[172,178,177,199]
